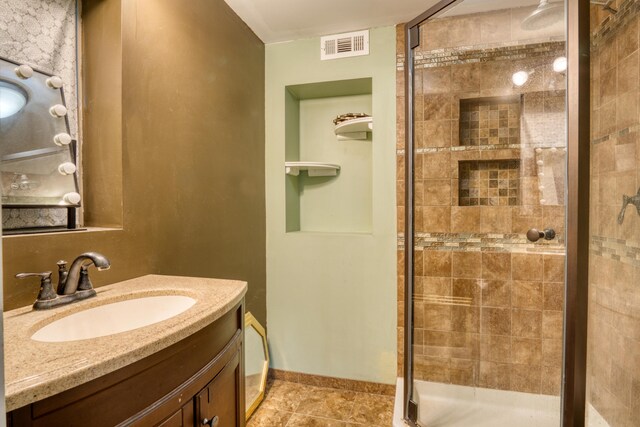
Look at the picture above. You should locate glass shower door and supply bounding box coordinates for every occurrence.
[404,1,569,425]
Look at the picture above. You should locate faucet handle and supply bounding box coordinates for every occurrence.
[16,272,57,302]
[56,260,68,295]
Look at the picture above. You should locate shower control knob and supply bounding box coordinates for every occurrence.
[527,228,556,242]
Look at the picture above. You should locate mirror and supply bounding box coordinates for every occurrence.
[245,312,269,420]
[0,57,80,207]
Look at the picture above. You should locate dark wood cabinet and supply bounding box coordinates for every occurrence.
[7,302,245,427]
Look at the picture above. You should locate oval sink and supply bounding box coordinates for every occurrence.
[31,295,196,342]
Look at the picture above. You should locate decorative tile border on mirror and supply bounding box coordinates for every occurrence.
[2,208,67,230]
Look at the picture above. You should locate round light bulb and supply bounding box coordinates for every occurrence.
[46,76,64,89]
[15,64,33,79]
[512,70,529,87]
[53,133,72,146]
[50,104,67,117]
[553,56,567,73]
[63,192,81,204]
[58,162,77,175]
[0,84,27,119]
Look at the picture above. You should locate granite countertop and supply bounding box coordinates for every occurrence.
[3,274,247,411]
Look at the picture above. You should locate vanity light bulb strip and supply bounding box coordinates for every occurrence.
[63,192,81,204]
[15,64,33,79]
[50,104,67,118]
[58,162,77,175]
[46,76,64,89]
[54,133,72,146]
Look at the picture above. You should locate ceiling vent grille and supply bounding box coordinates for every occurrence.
[321,30,369,60]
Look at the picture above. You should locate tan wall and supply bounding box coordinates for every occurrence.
[396,5,567,395]
[588,3,640,424]
[2,0,267,326]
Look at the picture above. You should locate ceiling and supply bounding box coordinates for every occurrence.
[223,0,543,44]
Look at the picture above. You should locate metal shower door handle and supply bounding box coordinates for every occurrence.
[526,228,556,242]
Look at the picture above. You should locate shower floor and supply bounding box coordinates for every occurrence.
[392,379,610,427]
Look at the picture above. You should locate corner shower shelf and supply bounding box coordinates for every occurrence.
[285,162,340,177]
[334,117,373,140]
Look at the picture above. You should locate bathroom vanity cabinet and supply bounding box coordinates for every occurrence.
[7,301,245,427]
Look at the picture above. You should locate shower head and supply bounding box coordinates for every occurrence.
[591,0,618,14]
[521,0,564,31]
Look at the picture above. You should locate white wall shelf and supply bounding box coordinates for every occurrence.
[285,161,340,177]
[334,116,373,140]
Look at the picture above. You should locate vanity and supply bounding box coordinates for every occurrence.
[4,275,247,427]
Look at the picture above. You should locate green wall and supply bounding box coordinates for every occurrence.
[266,26,397,384]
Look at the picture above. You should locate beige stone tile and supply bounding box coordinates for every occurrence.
[295,388,356,421]
[452,251,482,278]
[479,361,510,390]
[540,365,561,396]
[451,206,481,233]
[511,337,542,365]
[347,393,393,426]
[542,310,563,339]
[423,206,451,233]
[450,358,477,386]
[481,280,511,308]
[542,338,563,368]
[512,253,543,281]
[512,309,542,338]
[543,282,564,311]
[451,305,480,333]
[543,255,565,283]
[481,307,511,335]
[424,179,452,205]
[482,252,511,280]
[510,364,541,393]
[452,278,482,305]
[512,281,543,309]
[423,67,452,95]
[423,250,452,277]
[479,334,511,363]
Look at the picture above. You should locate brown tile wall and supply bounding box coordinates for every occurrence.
[588,1,640,425]
[396,5,568,396]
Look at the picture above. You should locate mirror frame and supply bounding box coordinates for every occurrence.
[244,311,269,420]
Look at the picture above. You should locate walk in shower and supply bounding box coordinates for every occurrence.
[397,0,639,426]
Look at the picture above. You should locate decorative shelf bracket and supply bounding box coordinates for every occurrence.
[334,117,373,141]
[285,162,340,177]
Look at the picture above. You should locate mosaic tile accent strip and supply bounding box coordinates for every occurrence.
[397,40,565,71]
[459,160,521,207]
[2,208,67,229]
[397,232,566,254]
[591,235,640,267]
[414,41,565,69]
[592,123,640,145]
[460,96,521,146]
[591,0,639,46]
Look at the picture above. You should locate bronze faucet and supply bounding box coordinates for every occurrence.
[16,252,110,310]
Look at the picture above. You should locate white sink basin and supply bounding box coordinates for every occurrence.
[31,295,196,343]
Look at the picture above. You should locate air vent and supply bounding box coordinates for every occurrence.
[321,30,369,61]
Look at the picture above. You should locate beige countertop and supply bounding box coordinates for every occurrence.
[3,274,247,412]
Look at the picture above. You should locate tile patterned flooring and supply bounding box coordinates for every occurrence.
[247,379,394,427]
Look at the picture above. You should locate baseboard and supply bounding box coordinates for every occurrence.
[268,368,395,396]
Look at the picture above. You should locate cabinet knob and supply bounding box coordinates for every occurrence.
[202,416,219,426]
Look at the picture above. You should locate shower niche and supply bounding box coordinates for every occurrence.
[284,78,372,233]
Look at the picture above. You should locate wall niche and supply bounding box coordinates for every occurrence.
[284,78,372,233]
[459,95,522,147]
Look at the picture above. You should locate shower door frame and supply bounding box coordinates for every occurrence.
[402,0,591,426]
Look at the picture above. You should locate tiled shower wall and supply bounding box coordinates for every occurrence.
[588,0,640,424]
[397,6,567,396]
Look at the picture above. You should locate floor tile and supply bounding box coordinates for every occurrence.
[261,380,314,412]
[247,406,292,427]
[285,413,349,426]
[295,387,357,421]
[347,392,394,426]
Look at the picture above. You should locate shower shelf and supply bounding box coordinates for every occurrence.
[285,162,340,177]
[334,116,373,140]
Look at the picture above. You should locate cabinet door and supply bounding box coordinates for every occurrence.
[195,350,243,427]
[157,401,194,427]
